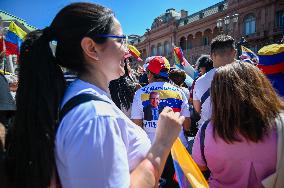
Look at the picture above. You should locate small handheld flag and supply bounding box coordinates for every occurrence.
[171,138,209,188]
[173,47,186,66]
[127,44,143,61]
[4,21,27,55]
[240,46,259,64]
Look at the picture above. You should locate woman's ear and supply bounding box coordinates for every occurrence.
[81,37,100,61]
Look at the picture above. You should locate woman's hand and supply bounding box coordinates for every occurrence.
[155,106,185,148]
[131,107,185,188]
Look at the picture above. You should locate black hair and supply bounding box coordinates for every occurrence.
[169,69,186,86]
[109,62,137,111]
[6,3,115,188]
[109,76,136,111]
[211,35,235,55]
[196,55,214,72]
[150,68,170,81]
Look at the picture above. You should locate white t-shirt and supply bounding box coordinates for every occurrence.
[180,87,190,100]
[131,81,190,143]
[55,79,151,188]
[193,68,216,126]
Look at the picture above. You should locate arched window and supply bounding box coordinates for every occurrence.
[244,14,256,35]
[187,35,193,49]
[164,41,170,55]
[203,37,209,46]
[151,45,156,56]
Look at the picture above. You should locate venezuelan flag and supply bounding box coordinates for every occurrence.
[171,138,209,188]
[128,44,143,61]
[257,44,284,75]
[4,21,27,55]
[241,46,259,63]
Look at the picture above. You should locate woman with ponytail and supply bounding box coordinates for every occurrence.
[6,3,184,188]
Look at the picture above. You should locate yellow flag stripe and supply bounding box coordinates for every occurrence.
[128,44,141,57]
[9,21,27,40]
[258,44,284,55]
[141,90,183,101]
[171,138,209,188]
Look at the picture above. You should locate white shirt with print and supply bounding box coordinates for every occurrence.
[131,81,190,143]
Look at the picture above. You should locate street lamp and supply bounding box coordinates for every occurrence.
[232,14,239,23]
[216,19,223,33]
[128,34,140,45]
[216,14,239,35]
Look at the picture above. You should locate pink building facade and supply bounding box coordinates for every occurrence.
[132,0,284,65]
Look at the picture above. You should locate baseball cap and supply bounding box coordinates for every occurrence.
[147,56,170,78]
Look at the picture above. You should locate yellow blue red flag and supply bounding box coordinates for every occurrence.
[171,138,209,188]
[4,21,27,55]
[127,44,143,61]
[241,46,259,63]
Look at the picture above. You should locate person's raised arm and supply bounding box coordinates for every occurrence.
[130,107,185,188]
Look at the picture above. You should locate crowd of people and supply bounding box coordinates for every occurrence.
[0,2,283,188]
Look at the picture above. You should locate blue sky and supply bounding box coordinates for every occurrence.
[0,0,222,36]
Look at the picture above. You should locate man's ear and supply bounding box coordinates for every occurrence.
[81,37,100,61]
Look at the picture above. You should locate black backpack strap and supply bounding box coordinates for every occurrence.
[57,93,111,128]
[200,119,211,179]
[200,87,210,106]
[200,120,210,166]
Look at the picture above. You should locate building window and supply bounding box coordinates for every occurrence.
[179,37,186,50]
[244,14,256,35]
[203,37,209,46]
[164,41,170,55]
[276,10,284,28]
[151,46,156,56]
[157,44,163,55]
[187,41,193,49]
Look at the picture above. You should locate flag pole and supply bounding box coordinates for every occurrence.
[0,20,7,75]
[2,33,7,75]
